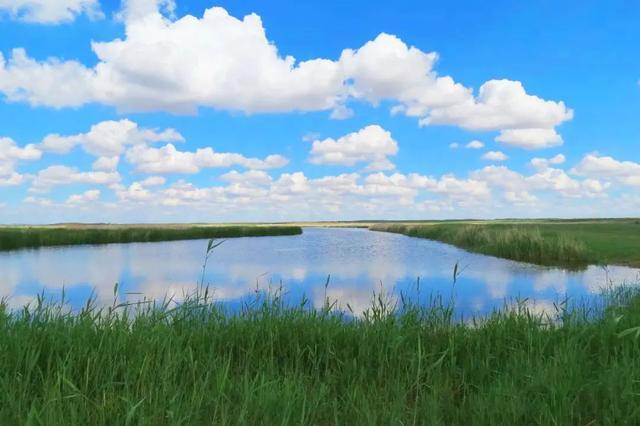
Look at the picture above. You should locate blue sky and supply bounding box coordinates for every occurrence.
[0,0,639,223]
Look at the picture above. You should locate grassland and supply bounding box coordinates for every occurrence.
[0,225,302,252]
[371,219,640,268]
[1,286,640,424]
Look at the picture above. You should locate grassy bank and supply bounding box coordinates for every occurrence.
[1,288,640,424]
[371,219,640,268]
[0,225,302,252]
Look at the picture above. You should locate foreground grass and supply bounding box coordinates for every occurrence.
[0,225,302,251]
[1,288,640,424]
[371,219,640,268]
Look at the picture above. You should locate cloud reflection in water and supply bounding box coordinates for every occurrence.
[0,228,638,317]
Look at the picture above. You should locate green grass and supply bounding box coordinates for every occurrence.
[1,286,640,424]
[0,225,302,251]
[371,219,640,268]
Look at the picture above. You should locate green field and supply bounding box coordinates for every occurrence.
[371,219,640,268]
[1,287,640,424]
[0,225,302,251]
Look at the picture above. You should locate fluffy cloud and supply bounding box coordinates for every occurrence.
[425,80,572,133]
[125,144,288,174]
[139,176,166,186]
[14,152,635,221]
[472,163,607,200]
[41,119,184,158]
[465,140,484,149]
[504,190,538,205]
[0,3,572,145]
[93,6,345,114]
[581,178,610,195]
[220,170,272,185]
[0,173,25,187]
[37,118,288,175]
[530,154,566,169]
[23,196,54,207]
[120,0,176,21]
[0,137,41,167]
[571,154,640,186]
[140,170,492,214]
[430,175,491,200]
[470,165,526,192]
[527,167,581,194]
[309,125,398,171]
[66,189,100,204]
[30,165,120,192]
[0,0,102,24]
[0,136,41,185]
[361,172,490,200]
[0,48,97,107]
[495,128,563,149]
[92,156,120,171]
[112,177,166,202]
[363,172,430,198]
[341,33,470,116]
[482,151,508,161]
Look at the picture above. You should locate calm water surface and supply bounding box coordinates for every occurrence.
[1,228,638,317]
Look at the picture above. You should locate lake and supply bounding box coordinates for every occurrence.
[1,227,638,317]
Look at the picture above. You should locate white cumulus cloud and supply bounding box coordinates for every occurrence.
[309,125,398,171]
[0,48,97,107]
[496,128,563,149]
[571,154,640,186]
[220,170,272,185]
[0,0,102,24]
[530,153,566,170]
[0,3,572,146]
[482,151,508,161]
[40,119,184,158]
[465,140,484,149]
[66,189,101,204]
[0,136,42,186]
[125,144,288,174]
[30,165,120,192]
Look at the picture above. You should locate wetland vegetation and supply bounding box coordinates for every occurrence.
[1,286,640,424]
[0,225,302,252]
[371,219,640,269]
[5,219,638,271]
[1,223,639,423]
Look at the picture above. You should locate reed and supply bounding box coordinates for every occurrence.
[0,284,639,424]
[0,225,302,252]
[371,223,597,268]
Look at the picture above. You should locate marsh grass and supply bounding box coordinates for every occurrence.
[372,223,597,268]
[0,226,302,252]
[1,283,640,424]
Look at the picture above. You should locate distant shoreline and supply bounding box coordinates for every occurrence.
[0,225,302,252]
[2,219,639,269]
[372,218,640,269]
